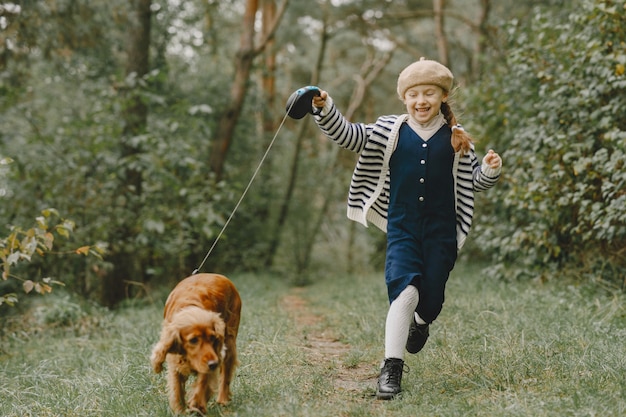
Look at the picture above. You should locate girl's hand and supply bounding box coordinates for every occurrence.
[484,149,502,169]
[313,90,328,108]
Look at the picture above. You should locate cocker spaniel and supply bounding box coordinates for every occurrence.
[150,273,241,414]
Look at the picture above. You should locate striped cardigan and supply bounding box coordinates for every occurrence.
[314,96,501,250]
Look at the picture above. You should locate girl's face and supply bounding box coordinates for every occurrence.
[403,85,448,125]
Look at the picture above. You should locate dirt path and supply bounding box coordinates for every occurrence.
[280,288,377,394]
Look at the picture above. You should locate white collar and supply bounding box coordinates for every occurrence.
[407,112,446,141]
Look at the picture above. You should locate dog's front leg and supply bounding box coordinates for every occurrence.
[216,340,238,405]
[188,373,210,414]
[166,357,187,414]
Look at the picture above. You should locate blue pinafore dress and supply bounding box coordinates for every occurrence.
[384,123,458,324]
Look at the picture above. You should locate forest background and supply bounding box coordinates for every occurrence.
[0,0,624,308]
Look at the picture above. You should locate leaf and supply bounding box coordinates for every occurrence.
[43,232,54,250]
[0,293,18,307]
[23,280,34,293]
[189,104,214,115]
[35,216,47,229]
[55,220,76,239]
[75,246,91,256]
[56,226,70,239]
[45,278,65,287]
[41,208,60,218]
[21,235,38,255]
[35,283,52,294]
[7,252,21,266]
[62,220,75,233]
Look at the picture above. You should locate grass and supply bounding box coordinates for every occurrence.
[1,264,625,416]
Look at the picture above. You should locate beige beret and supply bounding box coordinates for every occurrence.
[397,57,454,99]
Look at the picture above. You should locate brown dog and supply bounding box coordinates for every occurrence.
[150,273,241,413]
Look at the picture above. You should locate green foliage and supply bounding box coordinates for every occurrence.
[468,0,626,284]
[0,207,105,307]
[2,0,621,308]
[0,2,237,292]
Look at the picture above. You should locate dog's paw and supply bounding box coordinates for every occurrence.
[150,352,164,373]
[216,392,231,406]
[187,400,206,414]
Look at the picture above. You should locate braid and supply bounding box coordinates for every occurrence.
[441,101,473,154]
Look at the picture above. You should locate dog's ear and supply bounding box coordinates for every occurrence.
[150,321,184,373]
[163,321,186,354]
[212,317,226,339]
[167,330,185,355]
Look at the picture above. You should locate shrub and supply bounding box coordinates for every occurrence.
[467,0,626,284]
[0,206,105,307]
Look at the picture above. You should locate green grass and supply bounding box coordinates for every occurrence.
[1,265,625,416]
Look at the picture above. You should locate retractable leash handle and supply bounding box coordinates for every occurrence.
[285,86,321,119]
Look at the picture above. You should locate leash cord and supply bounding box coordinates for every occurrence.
[193,107,295,274]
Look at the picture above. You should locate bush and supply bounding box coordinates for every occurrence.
[0,206,104,307]
[467,0,626,284]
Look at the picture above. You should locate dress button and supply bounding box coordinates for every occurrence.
[418,196,424,202]
[419,178,425,183]
[422,143,428,148]
[420,160,425,165]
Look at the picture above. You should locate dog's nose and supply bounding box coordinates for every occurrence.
[208,360,219,371]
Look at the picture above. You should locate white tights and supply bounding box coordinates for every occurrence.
[384,285,423,360]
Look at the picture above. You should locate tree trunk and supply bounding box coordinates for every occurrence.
[275,40,393,274]
[322,53,393,274]
[208,0,257,182]
[257,0,278,268]
[261,0,277,133]
[263,16,328,270]
[208,0,288,182]
[471,0,491,79]
[102,0,151,307]
[433,0,450,67]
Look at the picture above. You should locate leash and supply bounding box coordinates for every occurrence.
[192,106,292,274]
[192,86,321,275]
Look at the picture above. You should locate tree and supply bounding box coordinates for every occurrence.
[101,0,153,307]
[3,0,605,308]
[208,0,288,182]
[433,0,449,67]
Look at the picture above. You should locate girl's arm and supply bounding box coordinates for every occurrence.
[312,90,369,154]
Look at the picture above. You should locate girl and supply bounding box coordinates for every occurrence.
[310,58,502,399]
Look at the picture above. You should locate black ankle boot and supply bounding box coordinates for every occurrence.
[406,317,429,354]
[376,358,405,400]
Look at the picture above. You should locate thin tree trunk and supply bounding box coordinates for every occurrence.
[263,17,329,270]
[103,0,151,307]
[261,0,277,133]
[294,50,393,275]
[325,53,393,274]
[433,0,449,67]
[254,0,278,269]
[471,0,491,79]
